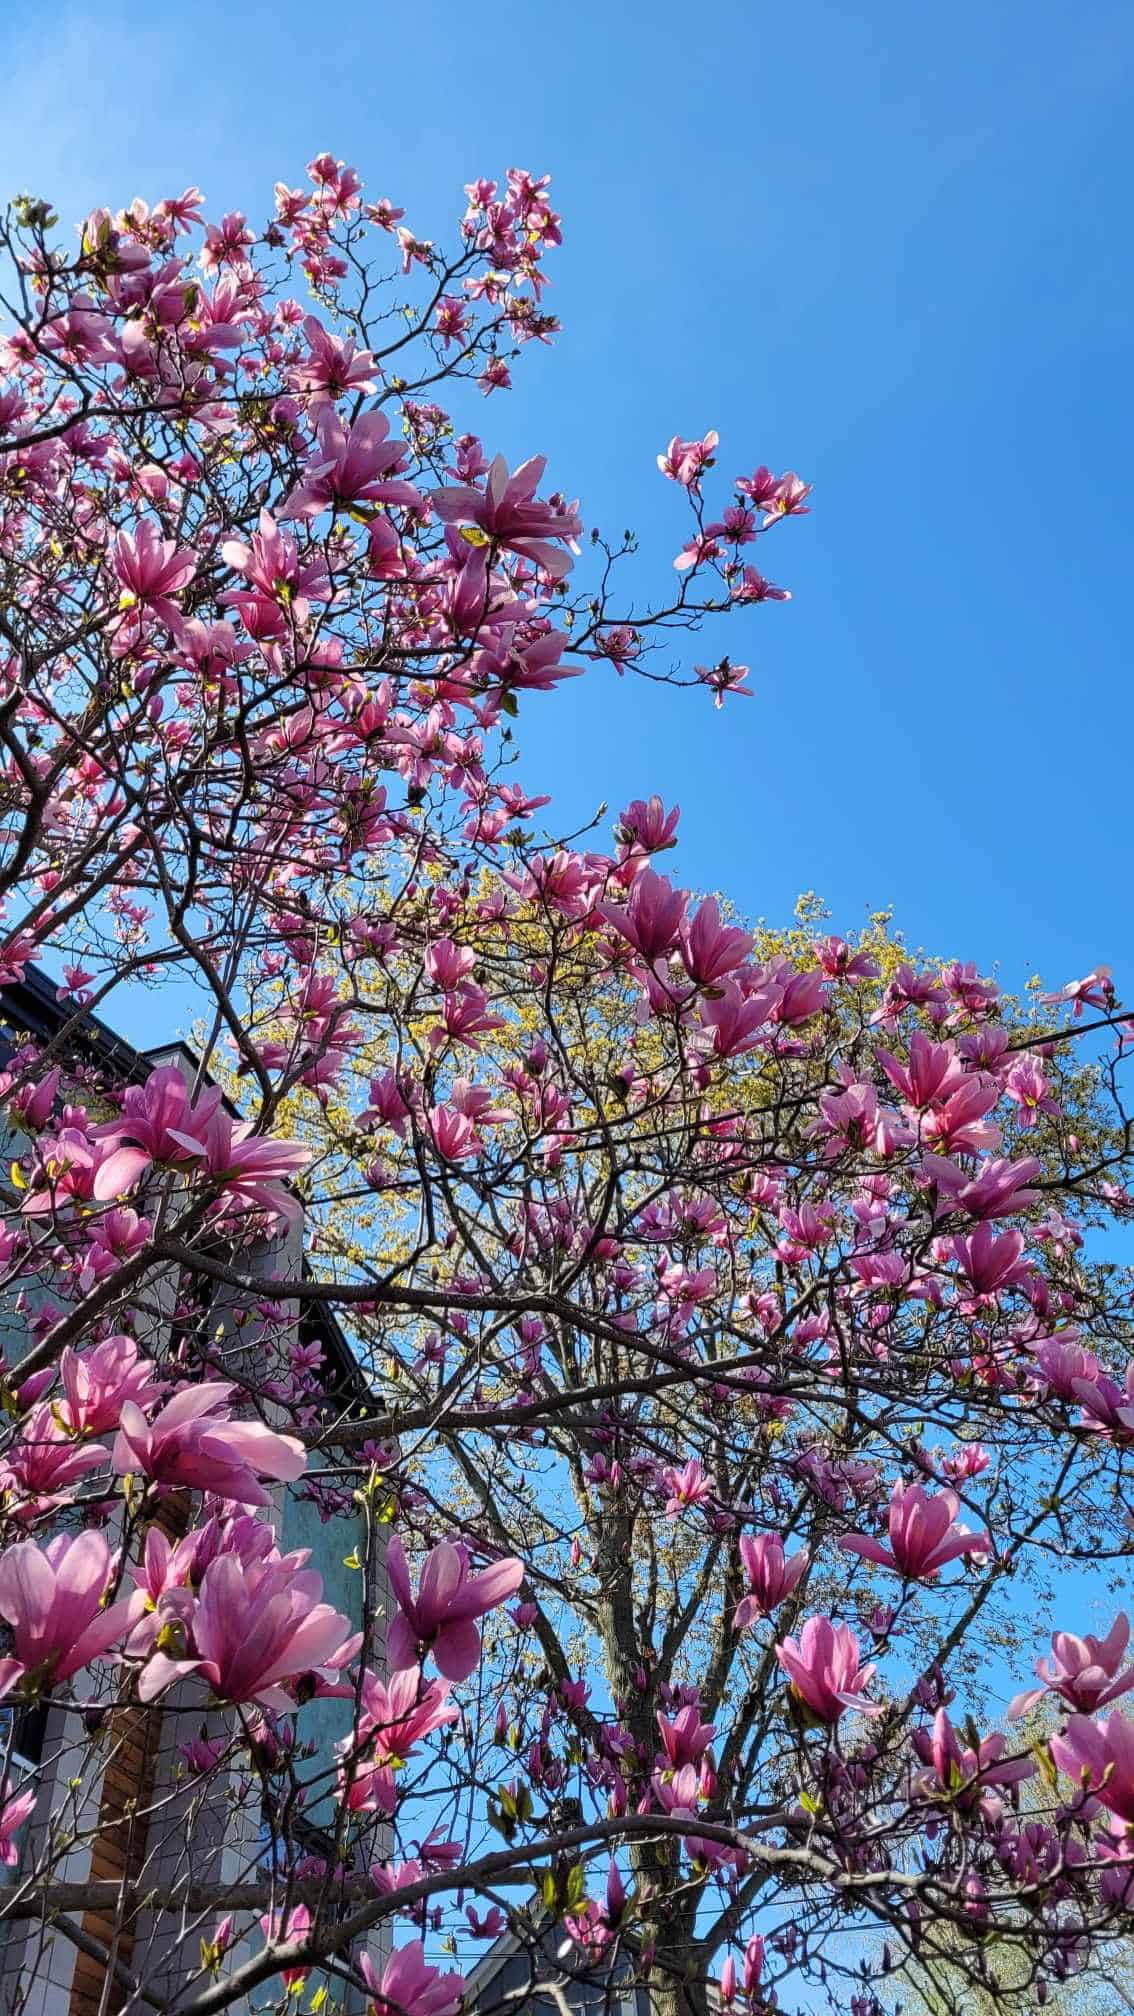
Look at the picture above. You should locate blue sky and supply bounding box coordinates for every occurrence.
[3,0,1132,1030]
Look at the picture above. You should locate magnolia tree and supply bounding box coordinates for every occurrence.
[0,154,1133,2016]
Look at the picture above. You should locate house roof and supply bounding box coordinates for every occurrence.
[0,964,369,1400]
[461,1915,723,2013]
[0,963,148,1078]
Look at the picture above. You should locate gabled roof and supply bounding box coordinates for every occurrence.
[460,1913,722,2013]
[0,964,369,1401]
[0,962,146,1078]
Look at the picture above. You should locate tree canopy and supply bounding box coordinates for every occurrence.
[0,154,1132,2016]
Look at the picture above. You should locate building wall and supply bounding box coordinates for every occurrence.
[0,1701,107,2016]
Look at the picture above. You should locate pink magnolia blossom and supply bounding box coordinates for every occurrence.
[427,983,505,1053]
[0,934,45,988]
[699,980,772,1058]
[600,868,687,962]
[593,626,641,671]
[432,453,581,581]
[1028,1332,1099,1401]
[0,1532,141,1699]
[736,465,780,507]
[426,1104,480,1162]
[425,938,476,989]
[878,1032,965,1110]
[743,1936,765,1995]
[651,1760,699,1815]
[82,1207,152,1269]
[58,964,96,1003]
[1009,1615,1134,1720]
[361,1071,411,1137]
[0,1780,36,1865]
[222,509,332,628]
[479,358,512,392]
[200,209,255,274]
[111,1383,305,1506]
[471,621,580,695]
[344,1667,459,1814]
[281,407,420,519]
[289,313,377,400]
[657,431,718,489]
[138,1552,359,1710]
[912,1708,1035,1818]
[112,519,196,628]
[59,1334,165,1436]
[812,1076,910,1159]
[91,1064,224,1197]
[923,1153,1042,1221]
[5,1066,61,1131]
[386,1536,524,1682]
[673,531,720,575]
[165,1106,311,1223]
[679,897,752,988]
[734,1533,809,1626]
[839,1482,990,1582]
[1051,1710,1134,1823]
[814,935,880,983]
[0,1404,109,1515]
[614,795,680,857]
[359,1941,464,2016]
[1003,1056,1060,1129]
[941,959,1000,1020]
[690,657,750,713]
[732,564,790,604]
[1041,968,1116,1018]
[769,967,827,1028]
[947,1224,1033,1302]
[656,1704,715,1768]
[467,1905,507,1940]
[563,1895,619,1961]
[258,1904,311,1992]
[366,197,405,231]
[20,1128,147,1217]
[396,227,433,275]
[942,1442,991,1483]
[349,1661,460,1822]
[434,295,471,347]
[449,1077,507,1130]
[1074,1366,1134,1438]
[774,1615,881,1722]
[661,1459,713,1516]
[127,1525,205,1617]
[919,1076,1001,1156]
[765,470,812,519]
